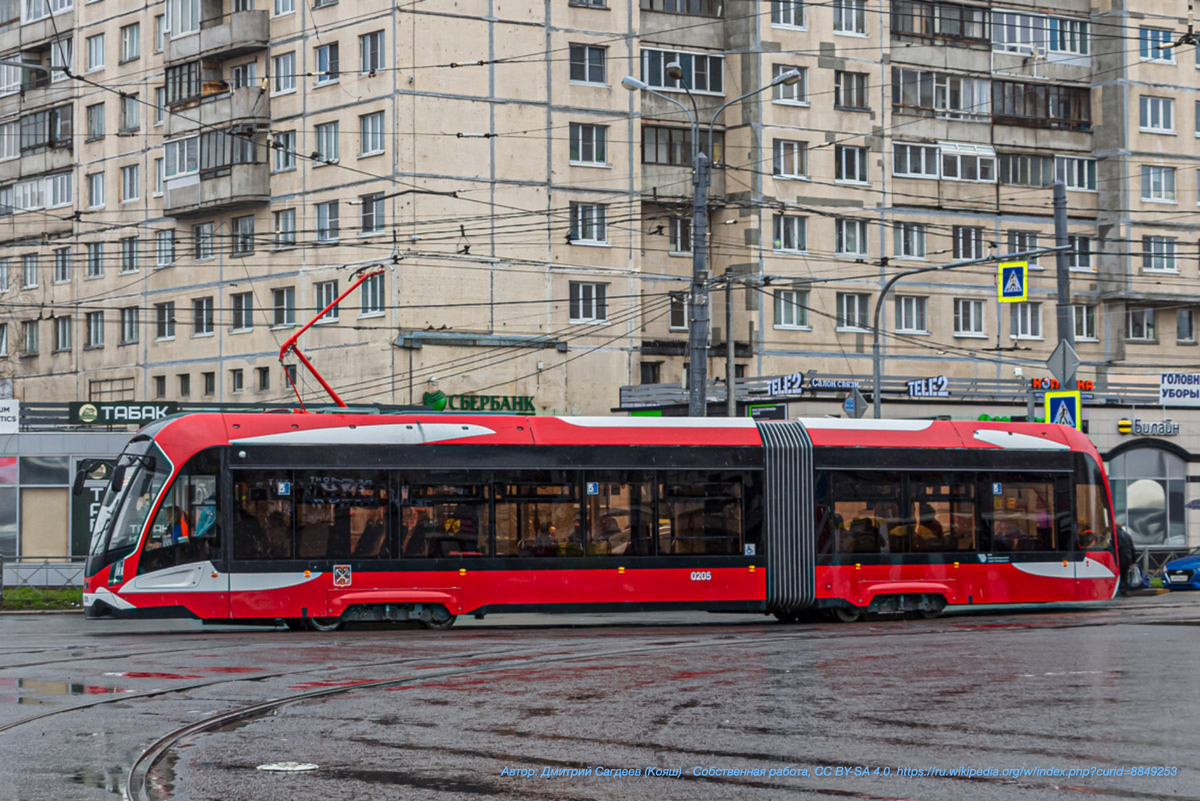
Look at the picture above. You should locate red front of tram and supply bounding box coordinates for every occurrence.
[82,414,1117,628]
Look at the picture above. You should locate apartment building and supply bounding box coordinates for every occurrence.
[0,0,1195,414]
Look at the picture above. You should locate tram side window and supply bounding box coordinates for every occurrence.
[295,471,389,559]
[828,471,904,555]
[495,473,580,557]
[399,475,490,558]
[985,475,1063,552]
[907,473,977,553]
[659,472,743,556]
[233,471,294,560]
[137,449,220,575]
[1075,458,1114,551]
[583,474,654,556]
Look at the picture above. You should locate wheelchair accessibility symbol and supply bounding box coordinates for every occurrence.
[333,565,352,587]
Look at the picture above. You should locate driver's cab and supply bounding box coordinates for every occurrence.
[136,448,221,576]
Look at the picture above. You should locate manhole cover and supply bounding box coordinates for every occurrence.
[257,762,318,772]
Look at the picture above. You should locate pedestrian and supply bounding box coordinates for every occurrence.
[1116,523,1135,597]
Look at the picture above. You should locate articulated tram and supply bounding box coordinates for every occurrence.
[82,413,1118,629]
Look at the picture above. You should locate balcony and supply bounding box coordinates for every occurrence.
[167,86,269,138]
[163,162,269,218]
[0,142,72,184]
[0,207,73,242]
[164,10,269,64]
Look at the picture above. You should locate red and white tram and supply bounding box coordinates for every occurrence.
[82,413,1118,629]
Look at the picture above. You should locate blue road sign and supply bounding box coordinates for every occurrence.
[998,261,1028,303]
[1045,391,1082,430]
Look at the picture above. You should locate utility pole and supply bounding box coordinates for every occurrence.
[688,152,711,418]
[725,269,736,418]
[1052,181,1076,354]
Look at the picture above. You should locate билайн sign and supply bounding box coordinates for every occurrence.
[422,390,535,412]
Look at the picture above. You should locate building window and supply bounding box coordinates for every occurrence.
[833,0,866,33]
[894,222,926,258]
[315,280,340,322]
[893,143,939,178]
[640,362,661,385]
[87,172,104,208]
[569,281,608,323]
[273,131,296,171]
[193,297,214,336]
[275,0,295,12]
[53,248,70,283]
[999,153,1054,187]
[1056,156,1096,191]
[153,376,166,399]
[120,307,139,344]
[0,260,7,292]
[53,316,71,352]
[941,143,995,182]
[155,302,175,340]
[1140,96,1175,133]
[892,0,988,41]
[273,287,296,327]
[1007,230,1039,267]
[953,225,985,260]
[86,103,104,140]
[774,289,809,329]
[21,254,36,288]
[202,371,215,396]
[120,23,140,62]
[361,272,385,315]
[0,122,17,160]
[569,123,607,166]
[177,373,190,397]
[315,43,339,85]
[274,209,296,245]
[1179,309,1196,343]
[120,237,139,273]
[85,312,103,348]
[642,48,724,95]
[257,366,270,391]
[1126,307,1157,341]
[315,121,339,163]
[891,68,990,121]
[153,87,166,126]
[21,320,38,355]
[836,218,869,257]
[1142,165,1176,202]
[86,34,105,72]
[1073,305,1097,340]
[642,126,723,165]
[231,369,244,393]
[360,112,384,155]
[953,298,984,336]
[895,295,928,333]
[193,223,214,260]
[1068,235,1092,270]
[669,294,687,329]
[772,139,806,178]
[0,322,6,356]
[834,71,868,109]
[569,202,607,244]
[771,0,806,29]
[155,230,175,267]
[836,292,870,330]
[233,216,255,255]
[669,217,691,254]
[120,164,139,202]
[230,62,256,89]
[360,193,384,234]
[86,243,104,277]
[1140,27,1175,62]
[154,158,164,195]
[316,201,339,242]
[993,81,1090,129]
[772,64,807,104]
[360,31,384,74]
[272,53,296,94]
[835,145,869,183]
[773,214,807,252]
[569,44,606,84]
[232,292,253,331]
[1142,236,1177,271]
[1010,301,1042,339]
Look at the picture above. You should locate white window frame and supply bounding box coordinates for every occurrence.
[569,281,609,323]
[273,131,296,171]
[1140,95,1175,133]
[272,287,296,327]
[1010,301,1043,340]
[87,172,105,208]
[164,135,200,179]
[360,31,385,74]
[939,141,996,182]
[835,145,869,184]
[53,248,70,283]
[569,123,608,167]
[953,225,985,260]
[1007,230,1040,269]
[360,112,385,156]
[315,43,339,86]
[893,221,926,259]
[641,48,724,96]
[193,222,214,260]
[1072,305,1098,341]
[1143,236,1177,272]
[772,139,806,179]
[360,273,385,317]
[119,237,139,273]
[1126,307,1157,341]
[771,64,807,105]
[771,0,806,29]
[120,307,139,345]
[833,0,866,35]
[315,280,340,323]
[1068,235,1092,271]
[1055,156,1096,191]
[120,22,140,63]
[1178,309,1196,343]
[669,216,692,255]
[1141,165,1176,203]
[272,53,296,95]
[773,289,810,329]
[953,298,985,337]
[316,201,339,243]
[773,214,807,253]
[275,208,296,246]
[569,43,607,86]
[121,164,139,203]
[314,121,339,164]
[85,33,105,72]
[231,292,253,332]
[836,292,870,331]
[85,312,103,349]
[835,218,869,257]
[274,0,295,14]
[156,230,175,267]
[1140,27,1175,63]
[54,316,71,352]
[893,143,938,179]
[895,295,929,333]
[569,202,607,245]
[192,296,214,336]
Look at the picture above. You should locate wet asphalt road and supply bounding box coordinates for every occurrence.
[0,597,1197,801]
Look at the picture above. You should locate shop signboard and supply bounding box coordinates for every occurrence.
[68,402,178,426]
[70,459,113,556]
[0,399,18,434]
[1160,373,1200,407]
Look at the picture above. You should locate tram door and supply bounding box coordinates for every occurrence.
[983,473,1074,602]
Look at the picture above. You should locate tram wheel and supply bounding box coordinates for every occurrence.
[918,609,942,620]
[283,619,308,632]
[421,606,457,630]
[307,616,344,632]
[833,606,863,623]
[773,610,800,624]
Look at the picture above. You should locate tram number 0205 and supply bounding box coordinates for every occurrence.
[690,571,713,581]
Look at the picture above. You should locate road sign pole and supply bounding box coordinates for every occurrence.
[1053,182,1075,374]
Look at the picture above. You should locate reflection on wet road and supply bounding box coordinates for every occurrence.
[0,597,1197,800]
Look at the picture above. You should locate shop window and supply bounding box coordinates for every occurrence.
[401,475,490,558]
[295,471,389,559]
[1109,447,1186,548]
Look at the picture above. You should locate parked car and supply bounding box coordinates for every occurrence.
[1162,547,1200,590]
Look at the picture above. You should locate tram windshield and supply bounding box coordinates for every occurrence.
[85,439,171,576]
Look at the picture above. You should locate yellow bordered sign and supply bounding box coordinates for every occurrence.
[1045,390,1082,430]
[998,261,1028,303]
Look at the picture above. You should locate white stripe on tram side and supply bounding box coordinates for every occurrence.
[229,422,497,446]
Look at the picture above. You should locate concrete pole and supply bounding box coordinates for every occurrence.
[688,152,711,417]
[1052,181,1076,364]
[725,270,736,418]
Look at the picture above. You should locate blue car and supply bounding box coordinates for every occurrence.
[1162,548,1200,590]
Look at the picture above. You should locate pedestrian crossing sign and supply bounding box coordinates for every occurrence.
[1045,390,1082,430]
[998,261,1028,303]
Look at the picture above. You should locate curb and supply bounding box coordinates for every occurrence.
[0,608,83,615]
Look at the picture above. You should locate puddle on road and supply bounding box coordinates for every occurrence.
[103,672,202,680]
[0,678,132,703]
[69,766,126,795]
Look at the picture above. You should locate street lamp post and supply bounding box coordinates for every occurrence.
[623,68,800,417]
